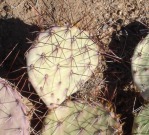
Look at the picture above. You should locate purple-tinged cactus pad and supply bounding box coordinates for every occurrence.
[0,78,30,135]
[26,26,99,108]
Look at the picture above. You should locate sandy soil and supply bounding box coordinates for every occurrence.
[0,0,149,134]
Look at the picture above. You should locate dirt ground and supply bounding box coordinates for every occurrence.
[0,0,149,135]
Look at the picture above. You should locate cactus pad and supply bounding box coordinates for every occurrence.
[131,34,149,100]
[0,78,30,135]
[133,104,149,134]
[26,26,99,108]
[42,100,122,135]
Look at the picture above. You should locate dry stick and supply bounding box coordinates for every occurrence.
[6,50,20,77]
[0,43,18,67]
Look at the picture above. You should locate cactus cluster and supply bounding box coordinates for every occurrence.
[25,26,123,134]
[0,78,30,135]
[131,34,149,100]
[0,25,123,134]
[26,26,99,109]
[42,100,122,135]
[25,26,124,135]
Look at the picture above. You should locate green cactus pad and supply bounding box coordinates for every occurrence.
[131,34,149,100]
[133,103,149,134]
[42,100,122,135]
[0,78,30,135]
[26,26,99,108]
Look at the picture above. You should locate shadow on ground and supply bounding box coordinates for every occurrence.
[103,21,148,134]
[0,18,47,134]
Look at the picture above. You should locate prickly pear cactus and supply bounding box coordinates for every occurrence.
[0,78,30,135]
[133,103,149,134]
[26,26,99,108]
[131,34,149,100]
[42,100,122,135]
